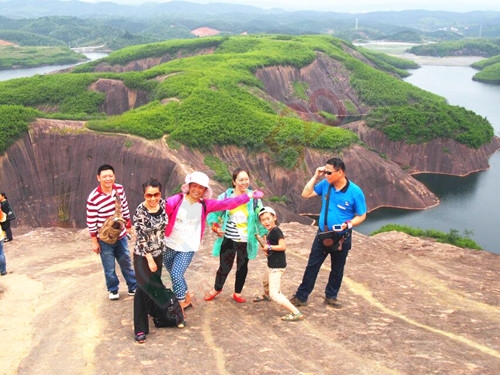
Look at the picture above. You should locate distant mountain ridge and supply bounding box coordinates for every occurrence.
[0,0,277,19]
[2,1,500,42]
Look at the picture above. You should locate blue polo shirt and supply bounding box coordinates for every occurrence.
[314,179,367,231]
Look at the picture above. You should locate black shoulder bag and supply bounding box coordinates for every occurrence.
[317,185,344,253]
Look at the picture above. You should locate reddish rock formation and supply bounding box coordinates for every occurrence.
[88,78,149,115]
[345,121,500,176]
[256,52,369,124]
[1,119,439,228]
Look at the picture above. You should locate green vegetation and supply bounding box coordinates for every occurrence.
[203,155,232,185]
[471,55,500,70]
[473,63,500,84]
[85,36,359,154]
[0,45,86,69]
[0,105,40,152]
[371,224,482,250]
[0,34,494,156]
[365,102,493,148]
[471,55,500,84]
[407,38,500,57]
[319,111,337,123]
[269,195,288,203]
[407,38,500,85]
[0,74,105,117]
[292,81,309,100]
[357,47,419,77]
[0,30,65,47]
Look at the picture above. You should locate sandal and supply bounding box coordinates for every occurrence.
[253,294,271,302]
[281,312,304,321]
[204,289,222,301]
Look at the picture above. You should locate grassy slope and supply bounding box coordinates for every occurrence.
[0,34,495,156]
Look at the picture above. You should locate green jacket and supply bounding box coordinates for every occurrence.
[206,188,266,260]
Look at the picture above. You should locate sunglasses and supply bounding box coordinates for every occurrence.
[324,170,339,176]
[145,192,161,199]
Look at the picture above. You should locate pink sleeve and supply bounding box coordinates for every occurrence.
[205,194,250,213]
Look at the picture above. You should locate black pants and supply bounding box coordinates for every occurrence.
[133,253,163,335]
[214,238,249,293]
[1,220,12,240]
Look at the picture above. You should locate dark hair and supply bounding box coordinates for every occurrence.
[231,167,251,187]
[0,192,6,199]
[142,178,162,193]
[326,158,345,172]
[97,164,115,175]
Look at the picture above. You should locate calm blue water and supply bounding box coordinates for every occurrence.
[357,65,500,254]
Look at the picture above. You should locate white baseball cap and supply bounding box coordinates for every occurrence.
[258,206,278,225]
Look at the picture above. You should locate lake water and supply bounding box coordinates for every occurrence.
[1,52,499,253]
[356,64,500,254]
[0,52,108,81]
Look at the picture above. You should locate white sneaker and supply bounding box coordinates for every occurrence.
[108,291,119,300]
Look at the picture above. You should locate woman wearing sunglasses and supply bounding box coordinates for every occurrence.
[132,178,181,344]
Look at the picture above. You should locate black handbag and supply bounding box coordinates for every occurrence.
[318,184,343,253]
[6,210,16,221]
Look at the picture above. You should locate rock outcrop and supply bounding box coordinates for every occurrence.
[1,224,499,374]
[255,52,369,124]
[345,121,500,176]
[1,119,439,228]
[89,78,149,115]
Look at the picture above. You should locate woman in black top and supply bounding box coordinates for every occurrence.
[0,193,14,242]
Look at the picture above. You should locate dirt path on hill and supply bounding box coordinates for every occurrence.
[1,225,499,375]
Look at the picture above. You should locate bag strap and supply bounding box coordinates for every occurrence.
[113,190,122,216]
[323,184,333,231]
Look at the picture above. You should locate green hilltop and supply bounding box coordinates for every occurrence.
[0,35,494,158]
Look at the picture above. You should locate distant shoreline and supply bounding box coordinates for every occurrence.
[399,54,483,67]
[355,41,484,67]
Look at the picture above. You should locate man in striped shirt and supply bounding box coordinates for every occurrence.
[86,164,137,300]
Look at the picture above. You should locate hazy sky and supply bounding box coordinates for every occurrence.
[79,0,500,13]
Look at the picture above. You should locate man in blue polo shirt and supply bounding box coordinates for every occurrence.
[291,157,367,309]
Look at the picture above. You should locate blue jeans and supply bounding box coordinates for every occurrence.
[163,247,194,301]
[0,240,6,274]
[99,237,137,293]
[294,231,351,301]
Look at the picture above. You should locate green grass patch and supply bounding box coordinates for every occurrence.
[204,155,232,185]
[371,224,482,250]
[0,105,41,153]
[0,45,86,69]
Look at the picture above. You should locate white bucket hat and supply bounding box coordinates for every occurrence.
[181,171,213,199]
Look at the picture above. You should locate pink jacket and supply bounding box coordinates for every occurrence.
[164,193,250,240]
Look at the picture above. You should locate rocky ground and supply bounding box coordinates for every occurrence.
[0,224,499,375]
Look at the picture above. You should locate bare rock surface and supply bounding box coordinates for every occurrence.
[345,121,500,177]
[1,224,499,374]
[1,120,440,229]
